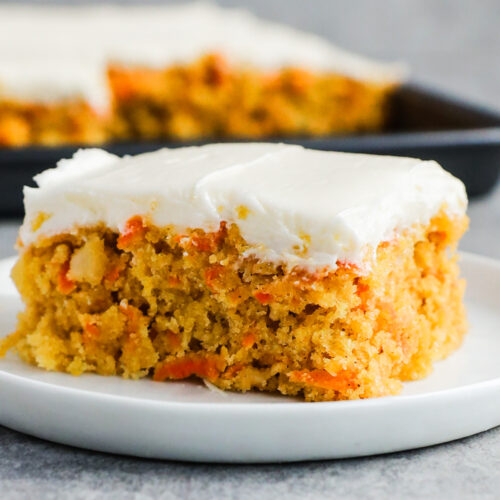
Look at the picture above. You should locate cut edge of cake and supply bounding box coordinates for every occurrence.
[0,144,468,401]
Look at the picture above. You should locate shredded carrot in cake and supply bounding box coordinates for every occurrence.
[104,264,122,284]
[336,259,360,271]
[254,291,273,305]
[179,222,228,253]
[154,355,223,382]
[190,234,217,252]
[168,275,181,287]
[117,216,146,249]
[82,320,100,343]
[242,332,256,348]
[119,301,142,334]
[203,53,230,86]
[57,261,76,294]
[288,369,357,392]
[1,209,468,402]
[222,364,243,379]
[204,264,225,291]
[355,281,371,311]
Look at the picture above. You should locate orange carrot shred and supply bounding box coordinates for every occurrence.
[254,291,273,305]
[82,321,100,344]
[335,259,360,271]
[58,261,75,294]
[176,222,227,253]
[191,234,217,252]
[84,321,100,337]
[168,276,181,287]
[204,265,224,291]
[355,282,370,311]
[288,369,357,391]
[204,53,229,86]
[154,355,221,382]
[242,332,256,348]
[104,265,121,284]
[223,364,243,379]
[173,234,187,244]
[117,216,146,249]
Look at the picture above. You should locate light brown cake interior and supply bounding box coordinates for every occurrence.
[0,209,467,401]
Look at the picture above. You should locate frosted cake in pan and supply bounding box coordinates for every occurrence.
[0,3,403,147]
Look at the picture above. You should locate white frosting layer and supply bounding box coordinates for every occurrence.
[20,143,467,271]
[0,3,404,110]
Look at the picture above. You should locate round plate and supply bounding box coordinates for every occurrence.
[0,253,499,463]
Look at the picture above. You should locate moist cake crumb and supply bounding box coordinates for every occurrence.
[0,144,468,401]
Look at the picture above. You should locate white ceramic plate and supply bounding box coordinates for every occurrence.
[0,253,499,463]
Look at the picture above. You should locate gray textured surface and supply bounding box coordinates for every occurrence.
[0,426,499,500]
[0,0,499,498]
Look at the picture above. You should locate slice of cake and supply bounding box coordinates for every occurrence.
[0,144,468,401]
[0,3,403,147]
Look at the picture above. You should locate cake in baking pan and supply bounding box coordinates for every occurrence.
[0,3,403,147]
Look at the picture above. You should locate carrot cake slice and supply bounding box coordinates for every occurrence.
[0,144,468,401]
[0,3,403,147]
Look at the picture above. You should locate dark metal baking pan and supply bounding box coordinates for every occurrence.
[1,84,499,216]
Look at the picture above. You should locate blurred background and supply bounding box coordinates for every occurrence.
[12,0,500,110]
[1,0,499,258]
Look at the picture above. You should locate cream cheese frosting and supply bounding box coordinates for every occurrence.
[20,143,467,271]
[0,2,404,110]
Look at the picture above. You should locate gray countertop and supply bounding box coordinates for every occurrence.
[1,0,499,498]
